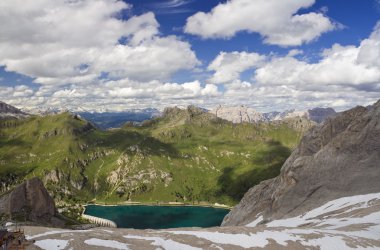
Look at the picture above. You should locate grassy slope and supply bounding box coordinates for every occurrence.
[0,110,303,206]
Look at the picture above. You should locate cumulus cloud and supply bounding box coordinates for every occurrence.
[200,22,380,111]
[1,1,379,113]
[254,23,380,88]
[185,0,337,46]
[0,0,199,85]
[208,52,266,84]
[0,79,222,112]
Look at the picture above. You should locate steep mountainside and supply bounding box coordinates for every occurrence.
[0,105,303,206]
[0,101,29,119]
[222,100,380,226]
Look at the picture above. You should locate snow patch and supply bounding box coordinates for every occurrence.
[34,239,69,250]
[27,230,92,240]
[246,215,263,227]
[266,192,380,228]
[124,235,201,250]
[165,230,297,248]
[84,238,130,250]
[102,229,115,233]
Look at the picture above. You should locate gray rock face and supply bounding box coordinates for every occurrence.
[0,101,29,119]
[0,177,57,222]
[212,105,265,123]
[213,105,336,124]
[222,100,380,226]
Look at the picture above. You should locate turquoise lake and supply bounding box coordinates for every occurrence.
[84,205,230,229]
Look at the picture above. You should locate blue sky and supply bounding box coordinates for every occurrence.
[0,0,379,112]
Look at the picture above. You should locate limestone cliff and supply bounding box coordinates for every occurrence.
[0,177,57,223]
[222,100,380,226]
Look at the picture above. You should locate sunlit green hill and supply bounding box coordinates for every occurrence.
[0,106,307,206]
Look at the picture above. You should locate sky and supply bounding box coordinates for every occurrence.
[0,0,379,112]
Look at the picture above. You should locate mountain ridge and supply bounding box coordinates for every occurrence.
[211,105,337,124]
[0,101,29,119]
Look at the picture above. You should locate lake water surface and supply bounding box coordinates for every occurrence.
[84,205,230,229]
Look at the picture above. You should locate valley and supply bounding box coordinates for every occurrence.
[0,105,304,208]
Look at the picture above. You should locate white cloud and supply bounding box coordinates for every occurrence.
[254,23,380,88]
[0,78,222,112]
[208,52,266,84]
[0,0,199,85]
[185,0,337,46]
[287,49,304,57]
[93,35,199,82]
[199,22,380,111]
[12,85,34,97]
[1,2,379,113]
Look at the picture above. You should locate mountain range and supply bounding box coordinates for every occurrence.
[0,103,304,207]
[4,102,337,130]
[1,99,379,249]
[212,105,337,124]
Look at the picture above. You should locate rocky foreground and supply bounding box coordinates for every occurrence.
[17,192,380,249]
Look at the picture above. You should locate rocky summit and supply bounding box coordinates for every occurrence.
[212,105,265,123]
[222,100,380,226]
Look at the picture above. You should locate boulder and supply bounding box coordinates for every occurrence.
[0,177,57,222]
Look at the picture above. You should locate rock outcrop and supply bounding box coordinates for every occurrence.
[222,100,380,226]
[212,105,265,123]
[0,178,57,223]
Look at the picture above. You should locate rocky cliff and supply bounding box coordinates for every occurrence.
[222,100,380,226]
[0,178,58,223]
[212,105,265,123]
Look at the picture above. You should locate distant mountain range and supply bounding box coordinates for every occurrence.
[0,101,29,119]
[2,101,335,129]
[77,109,161,130]
[212,105,337,124]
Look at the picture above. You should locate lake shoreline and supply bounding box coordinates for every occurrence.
[82,203,231,229]
[83,201,232,210]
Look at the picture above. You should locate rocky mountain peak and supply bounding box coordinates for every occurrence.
[162,106,183,118]
[222,99,380,226]
[212,105,336,124]
[212,105,264,123]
